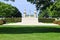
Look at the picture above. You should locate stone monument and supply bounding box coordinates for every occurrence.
[22,9,38,24]
[4,8,58,26]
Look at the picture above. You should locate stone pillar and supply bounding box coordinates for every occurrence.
[23,8,26,18]
[29,13,30,18]
[34,10,37,18]
[29,11,31,18]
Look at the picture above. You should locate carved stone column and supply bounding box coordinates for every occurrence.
[34,10,37,18]
[23,8,26,18]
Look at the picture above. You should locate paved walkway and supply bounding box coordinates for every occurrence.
[3,22,59,26]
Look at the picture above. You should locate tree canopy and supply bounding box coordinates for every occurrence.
[0,2,22,17]
[39,0,60,18]
[27,0,60,18]
[4,0,60,18]
[27,0,54,10]
[4,0,15,2]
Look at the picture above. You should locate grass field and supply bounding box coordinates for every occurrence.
[0,25,60,40]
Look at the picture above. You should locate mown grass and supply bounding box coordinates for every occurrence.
[0,25,60,40]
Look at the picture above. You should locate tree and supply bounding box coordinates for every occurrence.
[0,2,22,18]
[39,1,60,18]
[27,0,54,10]
[51,1,60,18]
[11,7,22,17]
[27,0,54,18]
[27,0,60,18]
[4,0,15,2]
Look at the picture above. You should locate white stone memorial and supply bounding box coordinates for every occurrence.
[22,9,38,24]
[4,9,59,26]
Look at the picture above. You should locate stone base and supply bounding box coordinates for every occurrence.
[22,17,38,24]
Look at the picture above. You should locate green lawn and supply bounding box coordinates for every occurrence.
[0,25,60,40]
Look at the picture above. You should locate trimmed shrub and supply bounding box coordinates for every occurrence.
[53,21,60,25]
[2,20,6,24]
[38,18,55,23]
[53,21,58,24]
[0,20,4,25]
[5,17,22,23]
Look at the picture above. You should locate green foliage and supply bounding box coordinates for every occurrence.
[0,2,22,17]
[51,1,60,18]
[27,0,34,3]
[38,9,50,18]
[27,0,60,18]
[0,20,4,25]
[53,21,60,25]
[5,17,22,23]
[4,0,15,2]
[27,0,53,10]
[39,1,60,18]
[38,18,55,23]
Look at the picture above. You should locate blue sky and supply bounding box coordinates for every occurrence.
[0,0,37,15]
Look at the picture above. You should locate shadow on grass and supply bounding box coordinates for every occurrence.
[0,27,60,34]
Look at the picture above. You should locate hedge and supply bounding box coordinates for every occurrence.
[53,21,60,25]
[38,18,55,23]
[5,17,22,23]
[0,20,6,25]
